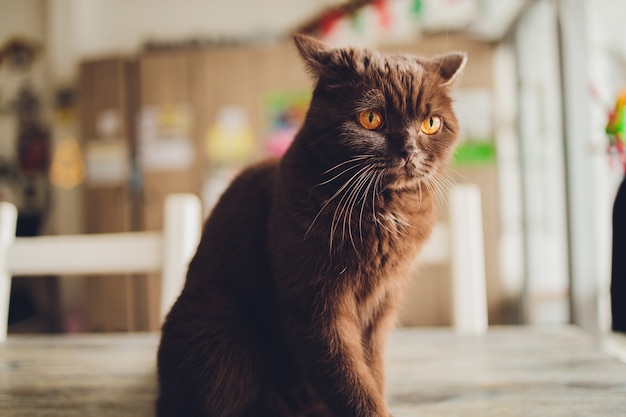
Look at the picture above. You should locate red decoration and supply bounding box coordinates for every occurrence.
[320,10,344,37]
[374,0,391,30]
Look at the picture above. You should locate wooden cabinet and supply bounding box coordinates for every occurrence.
[79,57,144,331]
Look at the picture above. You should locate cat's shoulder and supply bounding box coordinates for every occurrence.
[232,158,279,186]
[220,158,280,202]
[206,158,279,226]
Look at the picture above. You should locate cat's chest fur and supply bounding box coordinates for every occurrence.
[329,189,436,313]
[295,170,436,270]
[270,160,437,325]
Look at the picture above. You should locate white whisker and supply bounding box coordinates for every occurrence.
[417,180,423,211]
[344,169,374,251]
[322,155,371,175]
[328,164,372,252]
[425,172,454,212]
[359,171,378,241]
[372,170,384,223]
[306,164,369,239]
[336,165,375,253]
[315,163,362,187]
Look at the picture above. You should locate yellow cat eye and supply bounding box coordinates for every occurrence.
[420,116,443,135]
[358,110,384,130]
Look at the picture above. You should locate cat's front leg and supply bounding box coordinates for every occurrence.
[296,297,391,417]
[363,295,398,396]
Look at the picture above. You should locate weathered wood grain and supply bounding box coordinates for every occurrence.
[1,327,625,416]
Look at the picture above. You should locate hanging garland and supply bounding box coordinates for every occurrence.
[295,0,428,40]
[295,0,372,36]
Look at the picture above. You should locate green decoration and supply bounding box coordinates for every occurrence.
[452,141,496,167]
[411,0,424,19]
[606,88,626,144]
[350,10,365,33]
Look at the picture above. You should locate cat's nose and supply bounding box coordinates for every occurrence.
[401,145,419,165]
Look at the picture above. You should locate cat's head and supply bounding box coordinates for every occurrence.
[293,34,466,192]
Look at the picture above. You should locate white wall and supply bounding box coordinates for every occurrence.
[515,0,570,324]
[71,0,329,53]
[493,42,525,314]
[559,0,626,333]
[43,0,530,81]
[45,0,343,83]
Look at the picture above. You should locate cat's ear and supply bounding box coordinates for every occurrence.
[293,34,332,79]
[431,52,467,86]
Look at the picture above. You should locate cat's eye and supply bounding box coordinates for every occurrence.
[358,110,384,130]
[420,116,443,135]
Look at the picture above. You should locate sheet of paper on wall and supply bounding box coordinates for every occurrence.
[205,106,255,164]
[85,140,129,187]
[139,104,195,172]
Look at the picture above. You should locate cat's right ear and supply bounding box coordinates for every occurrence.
[293,34,332,80]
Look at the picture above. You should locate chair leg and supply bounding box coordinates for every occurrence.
[0,273,11,342]
[449,184,488,334]
[160,194,202,325]
[0,202,18,342]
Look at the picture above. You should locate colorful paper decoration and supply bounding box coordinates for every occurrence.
[605,88,626,173]
[606,88,626,142]
[263,91,310,157]
[205,107,256,164]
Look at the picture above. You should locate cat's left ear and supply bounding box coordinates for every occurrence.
[293,33,332,79]
[431,52,467,86]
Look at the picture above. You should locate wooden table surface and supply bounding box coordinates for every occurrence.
[1,326,625,417]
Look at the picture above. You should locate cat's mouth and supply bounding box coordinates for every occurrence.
[378,154,433,190]
[384,160,430,190]
[397,154,428,178]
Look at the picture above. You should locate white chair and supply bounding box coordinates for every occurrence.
[419,183,488,334]
[0,193,202,342]
[0,187,485,339]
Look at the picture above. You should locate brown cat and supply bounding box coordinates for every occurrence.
[157,34,466,417]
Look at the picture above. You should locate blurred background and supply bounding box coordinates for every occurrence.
[0,0,624,335]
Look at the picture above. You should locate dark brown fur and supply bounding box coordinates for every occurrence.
[157,35,466,417]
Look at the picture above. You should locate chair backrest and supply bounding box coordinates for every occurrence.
[419,183,488,334]
[0,194,202,342]
[0,186,486,339]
